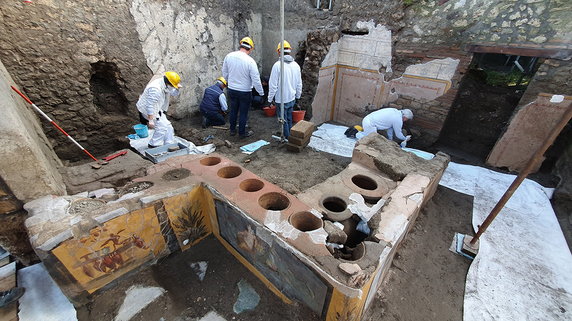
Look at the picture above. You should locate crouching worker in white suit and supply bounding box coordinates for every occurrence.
[136,71,182,148]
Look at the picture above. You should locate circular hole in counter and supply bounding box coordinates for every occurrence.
[332,242,366,262]
[351,174,378,191]
[118,181,154,196]
[322,196,347,213]
[67,199,106,216]
[217,166,242,179]
[258,192,290,211]
[200,156,222,166]
[161,168,191,181]
[239,179,264,192]
[289,211,323,232]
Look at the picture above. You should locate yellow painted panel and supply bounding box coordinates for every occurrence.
[163,186,213,251]
[326,272,376,321]
[52,207,166,293]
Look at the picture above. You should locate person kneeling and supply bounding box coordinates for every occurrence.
[200,77,228,128]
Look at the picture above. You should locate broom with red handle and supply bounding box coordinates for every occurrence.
[11,86,99,162]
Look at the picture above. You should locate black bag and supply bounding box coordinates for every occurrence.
[344,127,358,138]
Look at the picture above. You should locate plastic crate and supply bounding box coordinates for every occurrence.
[144,142,189,163]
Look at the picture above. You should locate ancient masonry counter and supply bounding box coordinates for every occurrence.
[23,135,449,320]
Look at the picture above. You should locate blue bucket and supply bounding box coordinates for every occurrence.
[133,124,149,138]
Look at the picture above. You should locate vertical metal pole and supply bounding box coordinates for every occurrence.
[279,0,285,140]
[328,0,332,10]
[316,0,321,9]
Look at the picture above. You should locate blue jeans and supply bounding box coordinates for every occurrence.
[202,110,225,126]
[228,89,252,136]
[276,100,295,138]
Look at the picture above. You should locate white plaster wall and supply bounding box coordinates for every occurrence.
[130,1,263,117]
[403,58,459,81]
[322,21,392,71]
[0,60,65,201]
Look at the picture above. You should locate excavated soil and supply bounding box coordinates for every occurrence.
[75,108,473,320]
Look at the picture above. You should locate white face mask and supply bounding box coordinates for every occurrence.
[167,86,179,97]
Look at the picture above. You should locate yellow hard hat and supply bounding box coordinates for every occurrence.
[240,37,254,49]
[276,40,292,52]
[217,76,227,86]
[164,71,181,89]
[354,125,363,132]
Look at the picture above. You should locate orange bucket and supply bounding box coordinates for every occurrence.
[263,105,276,117]
[292,110,306,123]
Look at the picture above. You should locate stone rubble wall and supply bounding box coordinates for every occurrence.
[0,1,152,161]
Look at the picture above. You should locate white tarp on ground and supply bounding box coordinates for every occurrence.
[308,123,356,157]
[440,162,572,321]
[18,263,77,321]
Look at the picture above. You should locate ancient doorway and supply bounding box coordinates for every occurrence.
[435,53,539,163]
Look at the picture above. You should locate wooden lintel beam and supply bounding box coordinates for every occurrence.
[467,44,572,60]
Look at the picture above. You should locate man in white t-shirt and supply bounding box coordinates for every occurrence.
[267,40,303,139]
[222,37,264,138]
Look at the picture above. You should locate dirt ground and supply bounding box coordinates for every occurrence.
[73,107,475,320]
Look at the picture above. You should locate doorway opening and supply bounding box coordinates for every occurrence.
[435,53,539,163]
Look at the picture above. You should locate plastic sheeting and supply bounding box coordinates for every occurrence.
[18,263,77,321]
[440,162,572,320]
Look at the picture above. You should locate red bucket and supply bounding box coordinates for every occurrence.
[263,105,276,117]
[292,110,306,123]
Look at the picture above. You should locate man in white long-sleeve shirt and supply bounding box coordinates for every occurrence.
[356,108,413,144]
[267,40,302,139]
[136,71,182,148]
[222,36,264,138]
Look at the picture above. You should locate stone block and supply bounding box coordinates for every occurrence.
[290,120,315,139]
[286,142,306,153]
[288,133,311,146]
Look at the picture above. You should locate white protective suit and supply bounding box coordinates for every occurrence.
[356,108,408,141]
[136,77,175,147]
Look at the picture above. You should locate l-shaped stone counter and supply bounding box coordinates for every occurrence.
[24,135,449,320]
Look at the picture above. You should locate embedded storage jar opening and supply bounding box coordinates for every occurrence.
[351,174,378,191]
[217,166,242,179]
[161,168,191,181]
[239,179,264,192]
[258,192,290,211]
[119,181,154,196]
[290,211,323,232]
[322,196,347,213]
[348,242,366,261]
[200,156,222,166]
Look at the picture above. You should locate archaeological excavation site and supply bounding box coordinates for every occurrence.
[0,1,571,321]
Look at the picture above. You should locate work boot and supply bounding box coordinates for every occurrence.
[239,130,254,139]
[0,287,25,308]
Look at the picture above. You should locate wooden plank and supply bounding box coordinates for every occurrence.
[466,44,572,60]
[0,262,17,321]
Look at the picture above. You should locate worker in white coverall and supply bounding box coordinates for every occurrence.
[355,108,413,146]
[267,40,303,139]
[136,71,182,148]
